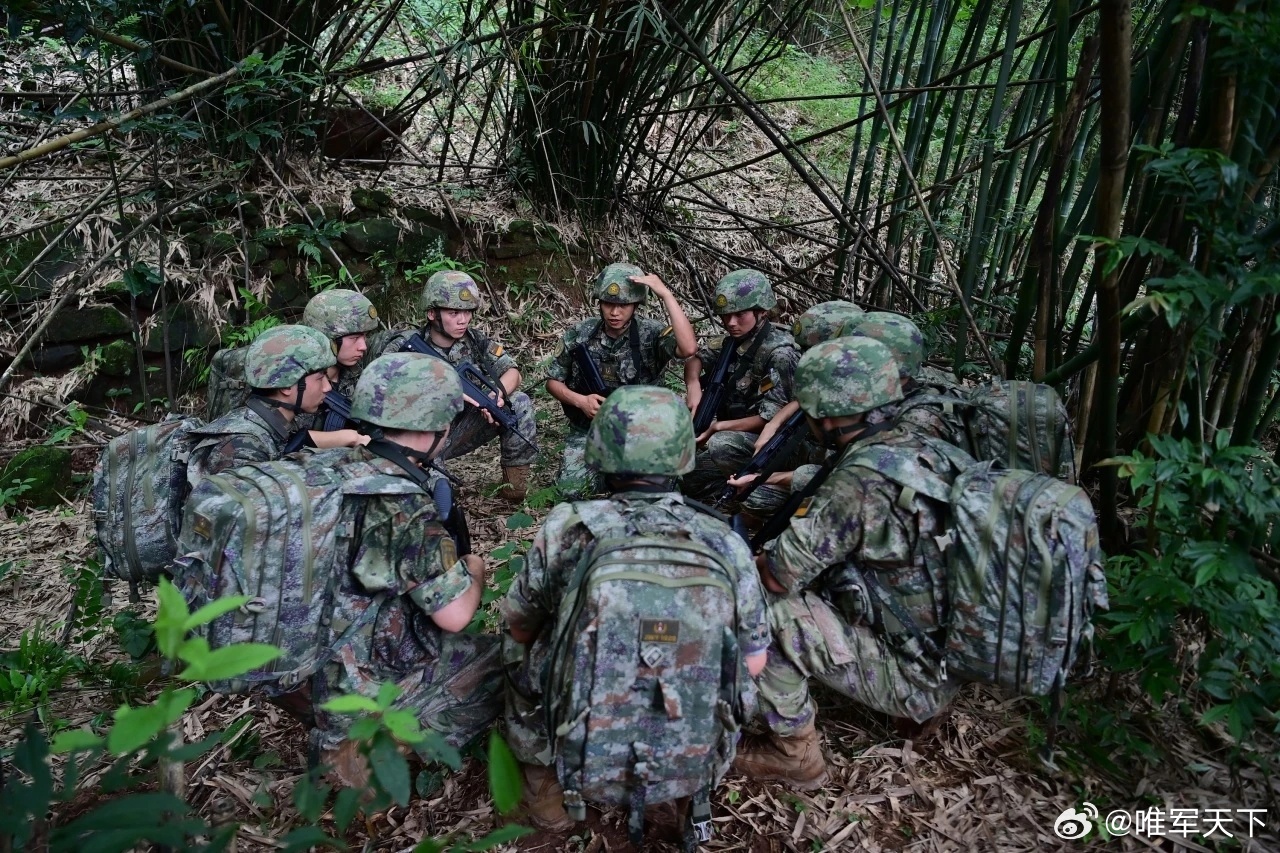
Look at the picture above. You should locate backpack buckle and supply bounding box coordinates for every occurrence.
[241,597,267,614]
[934,531,955,551]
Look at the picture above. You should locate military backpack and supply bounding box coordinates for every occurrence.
[92,415,208,597]
[845,439,1106,697]
[206,346,249,421]
[543,501,746,849]
[170,450,433,696]
[898,379,1077,483]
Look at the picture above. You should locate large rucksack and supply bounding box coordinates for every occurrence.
[846,439,1106,697]
[898,379,1077,483]
[92,415,207,597]
[544,502,745,849]
[206,346,249,421]
[171,451,431,696]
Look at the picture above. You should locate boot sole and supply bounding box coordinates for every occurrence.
[735,767,829,792]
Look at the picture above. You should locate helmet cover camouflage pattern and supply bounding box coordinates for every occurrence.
[244,324,336,389]
[594,263,648,305]
[713,269,776,314]
[791,301,865,351]
[852,311,925,379]
[584,386,696,476]
[795,337,903,419]
[302,289,379,339]
[351,353,464,432]
[421,271,483,311]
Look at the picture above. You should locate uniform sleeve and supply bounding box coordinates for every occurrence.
[545,325,579,383]
[351,494,473,615]
[764,468,866,593]
[502,502,578,630]
[696,336,723,371]
[197,433,274,477]
[758,343,800,422]
[723,533,771,657]
[651,319,680,369]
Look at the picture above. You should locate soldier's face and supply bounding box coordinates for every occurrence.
[599,301,636,334]
[720,308,759,338]
[335,333,367,367]
[431,308,473,341]
[299,370,333,413]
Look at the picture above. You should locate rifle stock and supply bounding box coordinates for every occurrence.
[692,340,736,435]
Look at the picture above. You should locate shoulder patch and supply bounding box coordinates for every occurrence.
[489,342,505,358]
[792,497,814,518]
[759,370,777,393]
[554,340,566,357]
[659,324,673,337]
[439,535,458,570]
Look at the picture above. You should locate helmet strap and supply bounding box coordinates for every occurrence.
[249,375,306,416]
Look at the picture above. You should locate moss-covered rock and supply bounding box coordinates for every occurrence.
[143,304,216,353]
[45,306,131,343]
[351,187,393,212]
[266,258,291,277]
[2,446,73,508]
[341,218,401,254]
[245,241,269,265]
[398,225,449,264]
[98,339,135,377]
[267,275,309,310]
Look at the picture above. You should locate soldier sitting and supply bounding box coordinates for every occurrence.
[187,324,335,482]
[501,387,768,838]
[291,288,380,448]
[372,271,537,502]
[313,353,503,782]
[732,337,961,789]
[683,269,800,502]
[545,263,697,498]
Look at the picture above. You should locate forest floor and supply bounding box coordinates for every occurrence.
[1,393,1277,852]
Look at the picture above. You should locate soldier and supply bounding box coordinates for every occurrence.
[683,269,800,501]
[313,353,502,782]
[292,288,379,448]
[373,271,537,502]
[501,386,769,831]
[731,338,960,789]
[726,300,864,517]
[851,311,964,443]
[545,263,697,498]
[187,324,335,483]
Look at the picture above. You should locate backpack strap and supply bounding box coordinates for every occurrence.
[862,569,943,661]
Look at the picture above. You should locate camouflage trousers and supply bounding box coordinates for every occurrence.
[756,592,958,734]
[684,430,821,510]
[501,634,556,765]
[441,391,538,468]
[556,427,601,500]
[313,631,503,755]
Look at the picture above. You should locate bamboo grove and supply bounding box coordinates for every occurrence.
[4,0,1280,755]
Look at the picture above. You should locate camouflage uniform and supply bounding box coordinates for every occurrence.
[292,366,360,435]
[186,399,291,484]
[547,317,680,496]
[502,495,769,763]
[294,289,381,435]
[757,339,959,732]
[373,327,537,467]
[685,323,800,501]
[311,448,502,754]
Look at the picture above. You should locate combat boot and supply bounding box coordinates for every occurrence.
[498,465,530,503]
[519,762,572,831]
[730,721,829,791]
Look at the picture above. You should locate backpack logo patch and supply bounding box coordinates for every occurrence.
[640,619,680,644]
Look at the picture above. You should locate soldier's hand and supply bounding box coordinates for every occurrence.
[685,387,701,413]
[579,393,606,419]
[726,472,759,494]
[753,421,779,453]
[331,429,370,448]
[629,272,668,297]
[695,422,717,446]
[463,553,486,582]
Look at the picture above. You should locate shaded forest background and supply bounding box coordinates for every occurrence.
[0,0,1278,848]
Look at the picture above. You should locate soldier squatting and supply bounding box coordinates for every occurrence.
[95,262,1103,848]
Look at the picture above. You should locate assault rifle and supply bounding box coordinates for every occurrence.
[401,332,539,455]
[692,338,736,435]
[562,343,610,428]
[715,408,807,507]
[283,390,355,453]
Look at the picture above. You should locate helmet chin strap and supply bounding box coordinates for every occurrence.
[252,375,308,415]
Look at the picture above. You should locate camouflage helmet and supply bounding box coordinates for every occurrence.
[351,353,463,432]
[302,289,379,340]
[791,301,865,351]
[713,269,776,314]
[421,271,483,311]
[852,312,925,380]
[585,386,696,476]
[593,263,647,304]
[795,337,902,419]
[244,324,336,390]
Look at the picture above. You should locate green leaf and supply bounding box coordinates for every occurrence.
[279,826,345,852]
[294,777,329,823]
[505,511,536,530]
[370,736,411,806]
[183,596,250,631]
[321,694,381,715]
[414,841,447,853]
[450,825,533,852]
[153,579,191,660]
[487,731,522,815]
[333,787,362,832]
[179,644,281,682]
[383,709,427,744]
[376,681,401,710]
[51,729,103,754]
[107,689,195,755]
